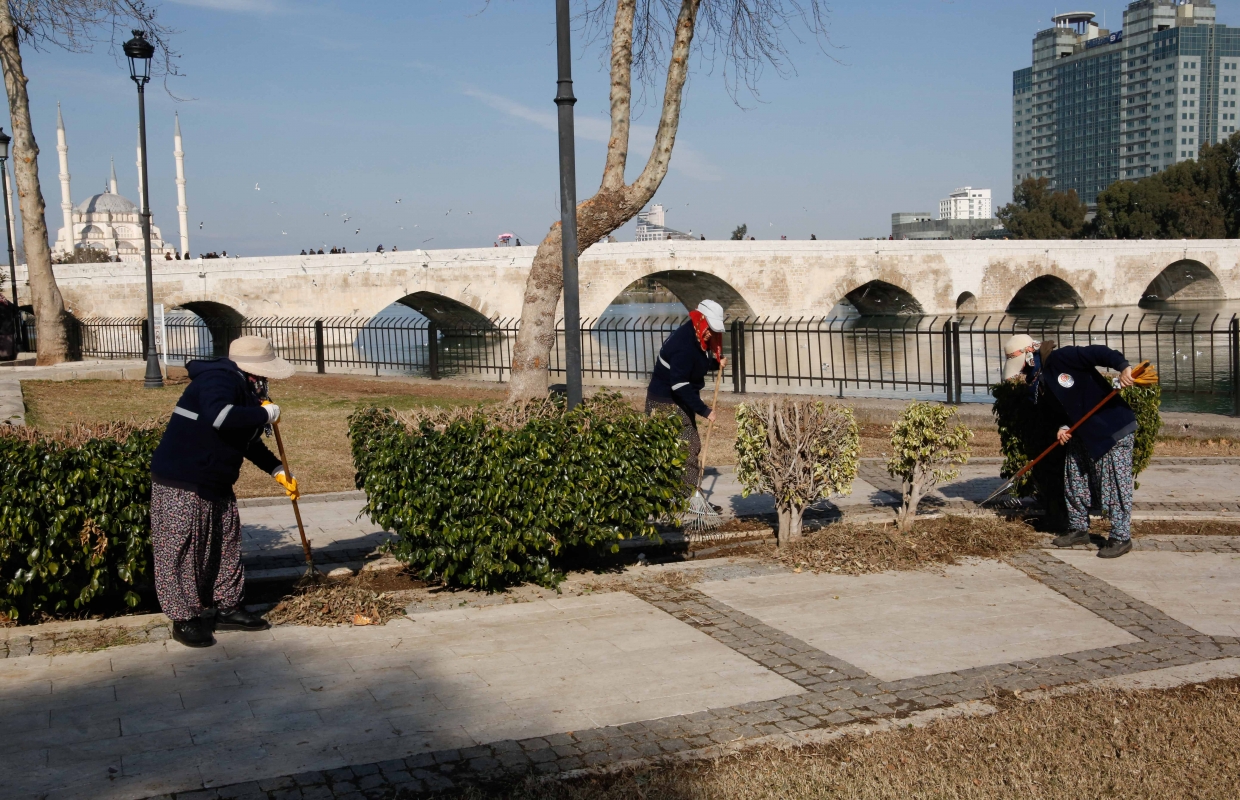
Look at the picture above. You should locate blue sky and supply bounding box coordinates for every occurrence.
[14,1,1130,255]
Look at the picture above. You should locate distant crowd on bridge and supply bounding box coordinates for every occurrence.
[297,245,399,256]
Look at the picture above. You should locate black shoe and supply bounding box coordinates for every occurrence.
[171,618,215,648]
[1052,530,1091,548]
[1098,539,1132,559]
[214,607,271,632]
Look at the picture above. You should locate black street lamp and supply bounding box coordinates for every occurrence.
[554,0,583,409]
[123,30,163,388]
[0,128,19,342]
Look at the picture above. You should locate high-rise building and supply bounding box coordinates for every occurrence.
[1012,2,1240,205]
[938,187,992,220]
[634,204,695,242]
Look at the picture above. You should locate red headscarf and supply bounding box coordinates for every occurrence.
[689,309,723,360]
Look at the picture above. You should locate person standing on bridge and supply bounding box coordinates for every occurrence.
[1003,334,1137,559]
[647,300,727,499]
[149,336,300,647]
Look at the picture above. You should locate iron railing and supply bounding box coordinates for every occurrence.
[57,312,1240,413]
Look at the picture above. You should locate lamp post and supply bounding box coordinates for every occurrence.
[123,30,163,388]
[0,127,20,351]
[554,0,583,409]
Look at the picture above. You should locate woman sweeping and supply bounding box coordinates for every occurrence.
[646,299,727,499]
[150,336,300,647]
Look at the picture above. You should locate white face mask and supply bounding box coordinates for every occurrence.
[1025,350,1036,367]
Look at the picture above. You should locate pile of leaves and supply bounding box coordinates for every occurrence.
[266,572,407,627]
[348,392,687,591]
[0,420,163,622]
[775,516,1042,576]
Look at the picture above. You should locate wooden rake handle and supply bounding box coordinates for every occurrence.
[271,419,314,571]
[696,359,726,494]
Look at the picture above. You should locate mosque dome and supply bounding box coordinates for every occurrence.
[76,192,138,214]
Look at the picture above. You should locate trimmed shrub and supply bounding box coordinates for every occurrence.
[991,379,1161,527]
[886,402,972,532]
[734,399,860,546]
[0,422,162,622]
[348,393,687,591]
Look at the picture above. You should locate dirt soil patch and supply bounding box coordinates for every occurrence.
[20,375,504,497]
[1134,519,1240,537]
[456,679,1240,799]
[775,516,1043,576]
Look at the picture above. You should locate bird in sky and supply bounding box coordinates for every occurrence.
[422,237,435,243]
[396,198,402,204]
[467,211,473,216]
[355,228,361,235]
[255,183,260,191]
[198,221,203,230]
[281,230,287,235]
[445,209,451,216]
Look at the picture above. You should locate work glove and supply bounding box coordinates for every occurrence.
[261,400,281,424]
[272,466,300,501]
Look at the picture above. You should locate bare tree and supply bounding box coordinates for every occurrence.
[506,0,831,401]
[0,1,176,365]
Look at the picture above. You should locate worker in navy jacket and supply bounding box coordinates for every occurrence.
[647,300,726,497]
[1004,335,1136,559]
[150,336,300,647]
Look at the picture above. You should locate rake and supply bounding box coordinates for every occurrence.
[981,360,1158,507]
[683,363,726,534]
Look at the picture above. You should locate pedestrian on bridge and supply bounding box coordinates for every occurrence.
[647,300,727,500]
[149,336,300,647]
[1003,334,1137,558]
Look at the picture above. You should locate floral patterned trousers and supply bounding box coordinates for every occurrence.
[150,482,245,622]
[645,395,701,498]
[1064,433,1135,543]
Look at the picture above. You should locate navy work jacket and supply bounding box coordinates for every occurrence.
[151,358,282,500]
[648,321,721,419]
[1025,344,1137,460]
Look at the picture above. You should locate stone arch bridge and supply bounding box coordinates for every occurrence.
[18,240,1240,327]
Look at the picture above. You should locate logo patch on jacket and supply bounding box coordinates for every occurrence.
[1058,373,1075,388]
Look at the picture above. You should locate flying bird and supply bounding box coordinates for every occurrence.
[355,228,361,234]
[422,237,435,243]
[255,183,260,191]
[445,209,451,216]
[198,221,203,230]
[396,198,402,204]
[281,230,287,235]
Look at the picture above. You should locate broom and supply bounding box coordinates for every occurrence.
[981,360,1158,507]
[683,362,726,533]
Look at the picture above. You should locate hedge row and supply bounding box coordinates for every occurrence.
[0,422,161,622]
[349,393,687,590]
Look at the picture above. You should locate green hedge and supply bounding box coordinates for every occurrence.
[992,379,1160,528]
[0,422,161,622]
[348,393,688,590]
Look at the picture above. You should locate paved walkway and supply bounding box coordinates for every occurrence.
[3,460,1240,799]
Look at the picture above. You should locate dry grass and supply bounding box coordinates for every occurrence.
[266,570,411,627]
[456,679,1240,799]
[776,516,1043,576]
[1133,519,1240,537]
[1154,435,1240,457]
[20,375,503,497]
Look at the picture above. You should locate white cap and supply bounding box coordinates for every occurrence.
[1002,333,1035,381]
[696,299,725,332]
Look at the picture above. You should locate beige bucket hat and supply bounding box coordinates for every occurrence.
[228,335,294,379]
[1002,333,1036,381]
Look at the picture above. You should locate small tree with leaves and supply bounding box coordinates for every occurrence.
[886,402,972,533]
[735,399,859,546]
[730,223,748,241]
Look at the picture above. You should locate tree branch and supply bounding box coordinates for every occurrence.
[632,0,698,198]
[601,0,636,191]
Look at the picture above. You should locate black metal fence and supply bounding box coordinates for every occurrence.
[55,312,1240,413]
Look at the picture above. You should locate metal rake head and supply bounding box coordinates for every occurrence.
[683,489,724,534]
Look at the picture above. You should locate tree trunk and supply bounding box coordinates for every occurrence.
[0,4,69,365]
[506,0,700,402]
[896,472,923,533]
[776,503,804,548]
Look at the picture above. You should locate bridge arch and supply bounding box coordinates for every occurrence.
[841,280,925,316]
[609,270,754,320]
[395,291,497,328]
[173,300,245,357]
[956,292,978,313]
[1140,259,1226,305]
[1007,275,1085,312]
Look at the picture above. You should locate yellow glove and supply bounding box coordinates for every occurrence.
[261,400,281,424]
[274,468,300,501]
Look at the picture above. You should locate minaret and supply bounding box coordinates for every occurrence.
[55,103,72,252]
[135,132,145,209]
[109,158,118,194]
[173,113,188,256]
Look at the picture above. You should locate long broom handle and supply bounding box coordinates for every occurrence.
[983,361,1149,504]
[696,359,726,493]
[271,420,315,570]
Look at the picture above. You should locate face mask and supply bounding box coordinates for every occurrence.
[1025,351,1035,367]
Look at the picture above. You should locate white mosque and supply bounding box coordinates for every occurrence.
[51,105,189,261]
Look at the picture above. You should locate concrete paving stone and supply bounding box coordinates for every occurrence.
[1049,550,1240,638]
[697,560,1140,681]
